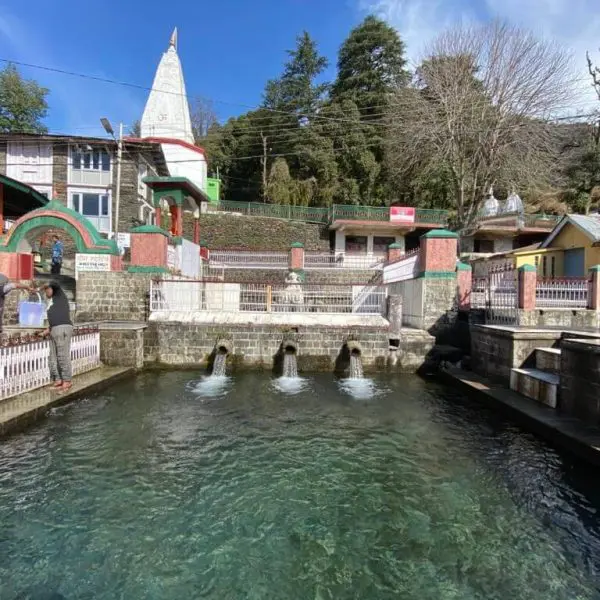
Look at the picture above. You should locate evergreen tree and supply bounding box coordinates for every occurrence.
[0,64,48,133]
[331,16,409,118]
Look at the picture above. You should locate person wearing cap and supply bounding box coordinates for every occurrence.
[0,274,33,335]
[42,281,73,392]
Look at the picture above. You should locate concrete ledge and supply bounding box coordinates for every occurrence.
[510,367,559,408]
[442,366,600,467]
[0,367,133,439]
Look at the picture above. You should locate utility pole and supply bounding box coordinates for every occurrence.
[260,132,268,202]
[114,122,123,238]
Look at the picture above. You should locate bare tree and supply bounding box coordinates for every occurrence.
[191,97,218,142]
[385,21,576,228]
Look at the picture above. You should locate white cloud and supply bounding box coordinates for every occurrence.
[359,0,599,108]
[0,8,144,136]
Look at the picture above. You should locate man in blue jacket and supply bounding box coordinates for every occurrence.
[51,235,64,275]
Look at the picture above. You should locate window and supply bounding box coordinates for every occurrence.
[551,256,556,278]
[474,239,494,253]
[542,256,548,277]
[70,192,110,233]
[345,235,368,253]
[373,236,396,253]
[72,147,110,172]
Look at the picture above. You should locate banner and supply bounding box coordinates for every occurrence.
[390,206,416,224]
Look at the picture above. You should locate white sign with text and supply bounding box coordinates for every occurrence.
[75,253,111,280]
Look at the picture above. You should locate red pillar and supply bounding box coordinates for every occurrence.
[387,242,403,263]
[419,229,458,274]
[155,206,162,229]
[456,262,472,310]
[518,264,537,310]
[289,242,304,270]
[169,205,183,236]
[193,218,200,245]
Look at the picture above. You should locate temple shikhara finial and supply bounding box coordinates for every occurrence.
[169,27,178,51]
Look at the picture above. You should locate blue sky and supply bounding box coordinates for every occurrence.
[0,0,598,137]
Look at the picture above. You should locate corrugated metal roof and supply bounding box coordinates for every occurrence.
[568,214,600,243]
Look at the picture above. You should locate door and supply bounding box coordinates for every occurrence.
[564,248,585,277]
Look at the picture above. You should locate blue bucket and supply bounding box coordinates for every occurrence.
[18,292,46,328]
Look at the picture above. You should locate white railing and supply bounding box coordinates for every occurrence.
[304,252,385,270]
[536,277,589,308]
[383,251,420,284]
[0,328,101,401]
[209,250,288,269]
[150,280,387,315]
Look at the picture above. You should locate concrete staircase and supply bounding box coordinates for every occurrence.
[510,347,561,408]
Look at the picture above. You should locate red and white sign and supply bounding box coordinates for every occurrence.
[390,206,416,224]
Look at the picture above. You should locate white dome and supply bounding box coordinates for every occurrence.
[481,191,500,217]
[503,192,524,214]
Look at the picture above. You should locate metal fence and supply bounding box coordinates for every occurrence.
[209,250,289,269]
[0,327,101,401]
[536,277,589,308]
[150,280,387,315]
[471,265,518,325]
[304,253,385,270]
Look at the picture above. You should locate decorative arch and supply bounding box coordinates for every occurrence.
[0,200,119,255]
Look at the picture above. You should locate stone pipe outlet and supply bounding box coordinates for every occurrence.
[282,339,299,355]
[216,339,232,355]
[346,340,362,357]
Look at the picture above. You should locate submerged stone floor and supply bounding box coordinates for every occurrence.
[0,367,132,438]
[444,366,600,466]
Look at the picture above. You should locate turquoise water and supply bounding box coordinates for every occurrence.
[1,371,600,599]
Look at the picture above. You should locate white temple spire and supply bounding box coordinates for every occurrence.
[140,28,194,144]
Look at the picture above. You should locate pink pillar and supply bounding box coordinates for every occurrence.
[387,243,403,263]
[589,266,600,310]
[290,242,304,270]
[155,206,162,229]
[456,262,472,310]
[419,229,458,274]
[0,253,33,279]
[169,205,183,236]
[518,264,537,310]
[129,226,169,270]
[193,218,200,245]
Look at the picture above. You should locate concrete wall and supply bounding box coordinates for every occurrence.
[99,323,146,368]
[194,213,331,252]
[471,325,561,382]
[517,309,599,329]
[560,339,600,423]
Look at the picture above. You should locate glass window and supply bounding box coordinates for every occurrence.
[83,153,91,169]
[101,151,110,171]
[373,236,396,253]
[72,147,111,171]
[345,235,368,253]
[72,193,81,213]
[92,150,100,170]
[82,193,100,216]
[101,195,109,216]
[72,151,81,169]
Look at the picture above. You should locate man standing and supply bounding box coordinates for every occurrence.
[51,235,64,275]
[0,274,32,335]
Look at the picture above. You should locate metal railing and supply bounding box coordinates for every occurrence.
[150,280,387,315]
[536,277,589,308]
[0,327,101,401]
[304,252,386,270]
[214,200,449,226]
[383,250,420,284]
[209,250,289,269]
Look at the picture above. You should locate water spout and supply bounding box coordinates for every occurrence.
[281,339,299,378]
[212,339,231,377]
[346,340,363,379]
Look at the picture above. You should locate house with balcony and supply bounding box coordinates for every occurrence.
[0,132,171,243]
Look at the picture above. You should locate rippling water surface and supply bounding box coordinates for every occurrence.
[2,372,600,599]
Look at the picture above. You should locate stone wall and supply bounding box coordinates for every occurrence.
[471,325,561,382]
[0,142,6,172]
[143,322,433,373]
[560,339,600,423]
[76,272,153,322]
[195,213,331,252]
[99,323,146,368]
[517,309,600,329]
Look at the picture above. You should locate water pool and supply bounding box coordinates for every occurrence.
[1,371,600,599]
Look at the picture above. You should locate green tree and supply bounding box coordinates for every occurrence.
[128,120,141,137]
[332,15,409,118]
[0,64,48,133]
[264,31,328,116]
[267,157,293,204]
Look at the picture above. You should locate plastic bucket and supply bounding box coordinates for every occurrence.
[18,292,46,328]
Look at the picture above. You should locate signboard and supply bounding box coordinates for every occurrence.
[75,253,111,280]
[390,206,416,224]
[116,232,131,254]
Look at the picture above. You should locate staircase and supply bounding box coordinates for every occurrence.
[510,347,561,408]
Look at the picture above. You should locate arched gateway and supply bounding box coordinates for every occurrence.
[0,200,120,279]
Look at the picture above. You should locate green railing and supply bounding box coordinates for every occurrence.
[216,200,449,226]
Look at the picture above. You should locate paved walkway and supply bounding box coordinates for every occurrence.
[0,367,132,438]
[443,366,600,466]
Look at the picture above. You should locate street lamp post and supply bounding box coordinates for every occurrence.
[100,118,123,240]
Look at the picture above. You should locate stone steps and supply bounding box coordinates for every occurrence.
[510,367,559,408]
[535,347,561,374]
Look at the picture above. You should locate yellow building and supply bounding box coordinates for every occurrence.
[469,214,600,278]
